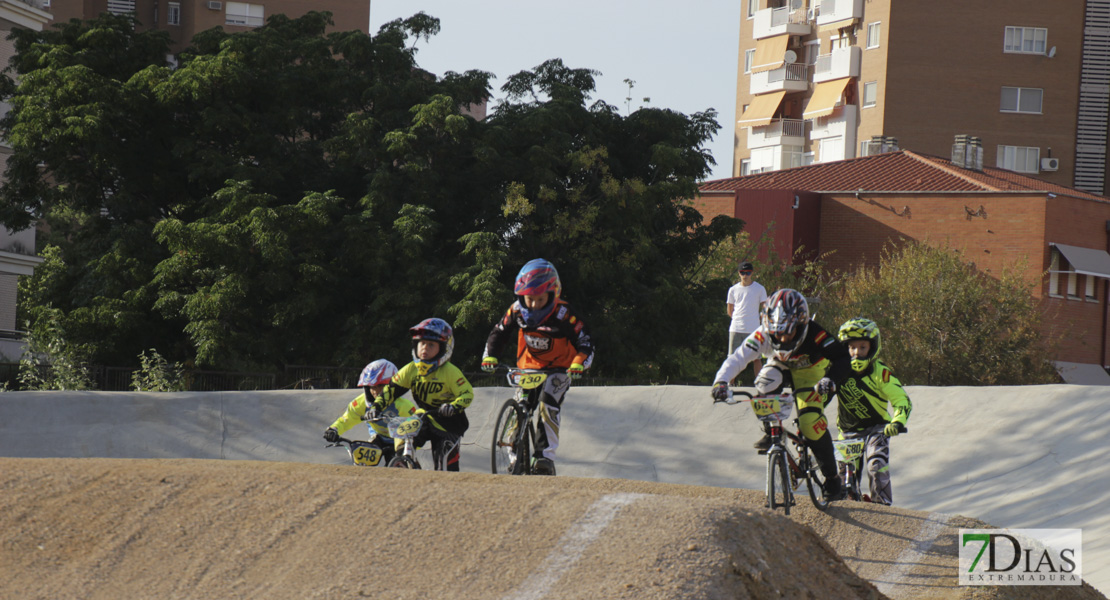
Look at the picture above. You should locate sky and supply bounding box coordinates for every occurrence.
[368,1,743,181]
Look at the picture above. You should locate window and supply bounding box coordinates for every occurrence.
[740,159,751,176]
[862,81,878,107]
[167,2,181,25]
[107,0,136,15]
[831,35,850,50]
[1067,267,1078,298]
[1004,26,1047,54]
[1049,252,1061,296]
[226,2,264,27]
[866,22,881,49]
[997,145,1040,173]
[1086,275,1097,301]
[1000,86,1043,113]
[744,49,756,74]
[820,136,844,162]
[748,0,758,18]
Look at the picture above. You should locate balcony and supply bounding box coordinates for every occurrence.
[749,144,806,174]
[751,63,810,95]
[813,46,861,83]
[810,105,858,162]
[816,0,863,29]
[753,5,812,40]
[0,226,42,277]
[748,119,806,150]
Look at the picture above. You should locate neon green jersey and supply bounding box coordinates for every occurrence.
[330,392,418,443]
[379,361,474,434]
[835,359,912,433]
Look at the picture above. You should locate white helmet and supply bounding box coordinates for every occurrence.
[357,359,398,387]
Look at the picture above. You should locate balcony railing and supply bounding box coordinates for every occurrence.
[813,46,861,83]
[767,63,809,83]
[817,0,863,27]
[754,3,812,39]
[749,118,806,149]
[764,118,805,138]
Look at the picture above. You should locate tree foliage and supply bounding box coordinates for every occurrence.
[821,241,1059,386]
[2,12,736,381]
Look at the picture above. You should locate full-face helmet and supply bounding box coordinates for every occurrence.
[837,317,882,374]
[357,359,398,388]
[762,289,810,360]
[514,259,561,327]
[409,318,454,376]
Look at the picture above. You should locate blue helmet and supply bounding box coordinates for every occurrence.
[514,259,561,327]
[409,318,454,376]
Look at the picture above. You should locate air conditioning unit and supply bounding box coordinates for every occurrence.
[1041,157,1060,172]
[206,0,222,9]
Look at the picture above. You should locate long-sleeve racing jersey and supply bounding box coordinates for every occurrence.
[713,322,850,386]
[484,299,595,370]
[835,360,912,432]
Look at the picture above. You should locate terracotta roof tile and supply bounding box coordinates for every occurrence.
[699,150,1109,202]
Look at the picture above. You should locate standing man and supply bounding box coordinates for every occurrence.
[726,261,768,379]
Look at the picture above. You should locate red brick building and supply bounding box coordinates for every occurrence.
[695,149,1110,371]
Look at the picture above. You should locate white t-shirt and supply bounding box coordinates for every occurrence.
[726,281,767,333]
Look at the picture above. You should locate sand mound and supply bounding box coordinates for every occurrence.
[1,458,1103,600]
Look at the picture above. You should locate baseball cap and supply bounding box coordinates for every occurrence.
[738,261,754,272]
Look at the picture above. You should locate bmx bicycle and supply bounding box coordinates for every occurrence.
[376,409,461,470]
[717,388,835,515]
[325,435,394,467]
[833,423,907,503]
[491,367,564,475]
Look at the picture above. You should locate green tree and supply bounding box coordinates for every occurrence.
[3,13,737,382]
[823,241,1058,385]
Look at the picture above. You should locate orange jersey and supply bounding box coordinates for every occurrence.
[484,299,595,370]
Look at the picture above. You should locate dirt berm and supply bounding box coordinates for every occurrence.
[0,458,1102,600]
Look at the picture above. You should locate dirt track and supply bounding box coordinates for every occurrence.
[0,458,1103,600]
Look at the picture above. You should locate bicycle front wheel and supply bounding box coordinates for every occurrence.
[804,445,831,510]
[492,399,526,475]
[767,449,792,515]
[388,456,419,469]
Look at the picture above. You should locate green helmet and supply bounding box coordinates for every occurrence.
[838,318,881,373]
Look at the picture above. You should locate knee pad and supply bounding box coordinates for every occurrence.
[867,455,888,475]
[754,365,786,395]
[797,410,829,441]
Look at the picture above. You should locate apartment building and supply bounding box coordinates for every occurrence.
[0,1,50,360]
[734,0,1107,194]
[44,0,369,53]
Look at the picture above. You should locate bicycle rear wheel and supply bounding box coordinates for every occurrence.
[492,399,527,475]
[766,449,792,515]
[804,445,831,510]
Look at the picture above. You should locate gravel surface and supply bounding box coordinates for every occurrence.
[0,458,1103,600]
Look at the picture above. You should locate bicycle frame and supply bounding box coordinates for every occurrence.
[718,388,832,512]
[491,367,563,475]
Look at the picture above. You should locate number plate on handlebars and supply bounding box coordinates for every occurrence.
[833,439,866,462]
[388,415,423,439]
[751,395,794,422]
[511,372,548,390]
[350,442,384,467]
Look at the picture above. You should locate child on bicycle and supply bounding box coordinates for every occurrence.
[835,318,912,505]
[323,359,416,464]
[481,258,595,476]
[372,318,474,471]
[710,288,851,500]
